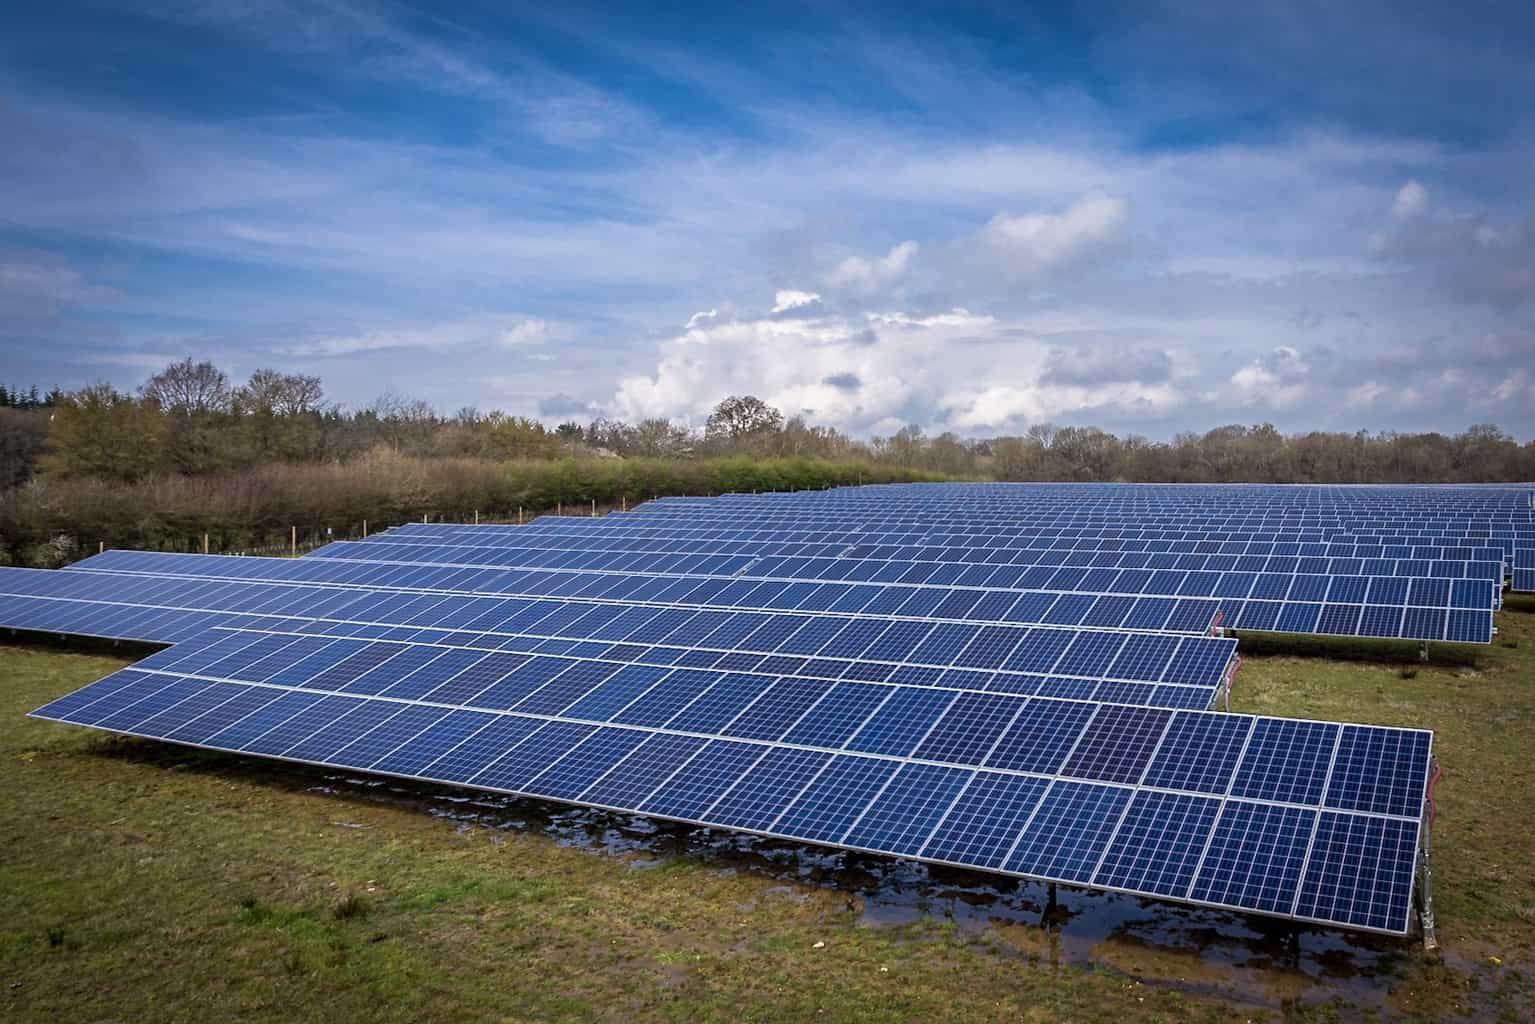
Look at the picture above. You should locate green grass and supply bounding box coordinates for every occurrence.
[3,605,1535,1022]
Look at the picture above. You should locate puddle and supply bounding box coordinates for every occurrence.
[301,767,1463,1018]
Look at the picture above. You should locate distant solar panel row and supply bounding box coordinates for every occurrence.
[360,527,1507,581]
[30,630,1432,934]
[68,549,1498,642]
[389,520,1514,561]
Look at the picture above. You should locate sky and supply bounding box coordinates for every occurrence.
[2,1,1533,439]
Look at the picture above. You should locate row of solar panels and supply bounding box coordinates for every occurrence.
[0,565,1239,710]
[30,621,1430,935]
[662,481,1534,506]
[72,548,1499,643]
[548,514,1535,553]
[315,540,1507,595]
[379,522,1511,572]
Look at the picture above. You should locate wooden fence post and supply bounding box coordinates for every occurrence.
[203,533,209,554]
[517,506,523,524]
[474,509,479,525]
[591,499,596,517]
[99,541,104,554]
[363,519,368,538]
[290,525,296,557]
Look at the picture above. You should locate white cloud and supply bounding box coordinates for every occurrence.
[612,292,1184,434]
[499,318,548,347]
[1392,179,1428,219]
[1228,346,1310,409]
[1346,381,1387,407]
[771,289,822,314]
[977,191,1129,282]
[1494,368,1531,402]
[684,309,718,329]
[825,240,919,294]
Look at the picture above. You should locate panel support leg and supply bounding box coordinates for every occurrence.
[1418,756,1440,952]
[1417,837,1438,951]
[1418,640,1430,663]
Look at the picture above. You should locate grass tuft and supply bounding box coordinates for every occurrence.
[332,894,372,921]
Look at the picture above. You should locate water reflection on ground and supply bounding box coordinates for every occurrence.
[317,771,1427,1017]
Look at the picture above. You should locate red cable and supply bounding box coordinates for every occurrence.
[1425,760,1442,828]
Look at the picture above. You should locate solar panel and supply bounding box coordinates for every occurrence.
[30,637,1433,935]
[1515,548,1535,593]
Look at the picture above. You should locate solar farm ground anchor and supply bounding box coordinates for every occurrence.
[1417,758,1441,952]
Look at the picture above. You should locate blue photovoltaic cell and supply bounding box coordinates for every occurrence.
[985,698,1096,774]
[1231,718,1339,805]
[921,772,1050,868]
[371,710,499,775]
[1060,705,1172,785]
[1295,813,1419,933]
[722,677,827,741]
[1190,801,1317,914]
[781,683,891,748]
[1094,790,1221,896]
[843,687,957,757]
[665,673,770,734]
[1006,780,1131,882]
[1323,726,1432,817]
[578,731,707,807]
[707,747,832,831]
[423,715,545,782]
[640,739,767,819]
[912,692,1024,764]
[772,755,899,843]
[471,720,598,791]
[524,727,649,799]
[843,763,972,855]
[1141,714,1254,794]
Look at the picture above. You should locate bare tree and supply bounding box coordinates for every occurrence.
[142,358,233,415]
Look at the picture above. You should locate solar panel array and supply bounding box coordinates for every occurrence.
[11,481,1508,937]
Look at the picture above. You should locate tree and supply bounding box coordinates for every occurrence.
[704,395,783,451]
[142,358,233,415]
[626,418,695,458]
[40,384,167,480]
[0,407,49,487]
[235,369,328,461]
[239,369,324,417]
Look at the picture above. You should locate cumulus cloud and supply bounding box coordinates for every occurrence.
[1392,179,1428,219]
[499,318,548,347]
[612,291,1185,435]
[825,240,919,294]
[975,190,1129,283]
[771,289,822,314]
[1227,346,1310,409]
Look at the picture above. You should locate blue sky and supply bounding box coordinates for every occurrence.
[3,1,1533,437]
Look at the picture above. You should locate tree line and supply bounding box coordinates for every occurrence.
[1,357,1533,566]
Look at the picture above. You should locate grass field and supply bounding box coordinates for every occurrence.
[3,602,1533,1022]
